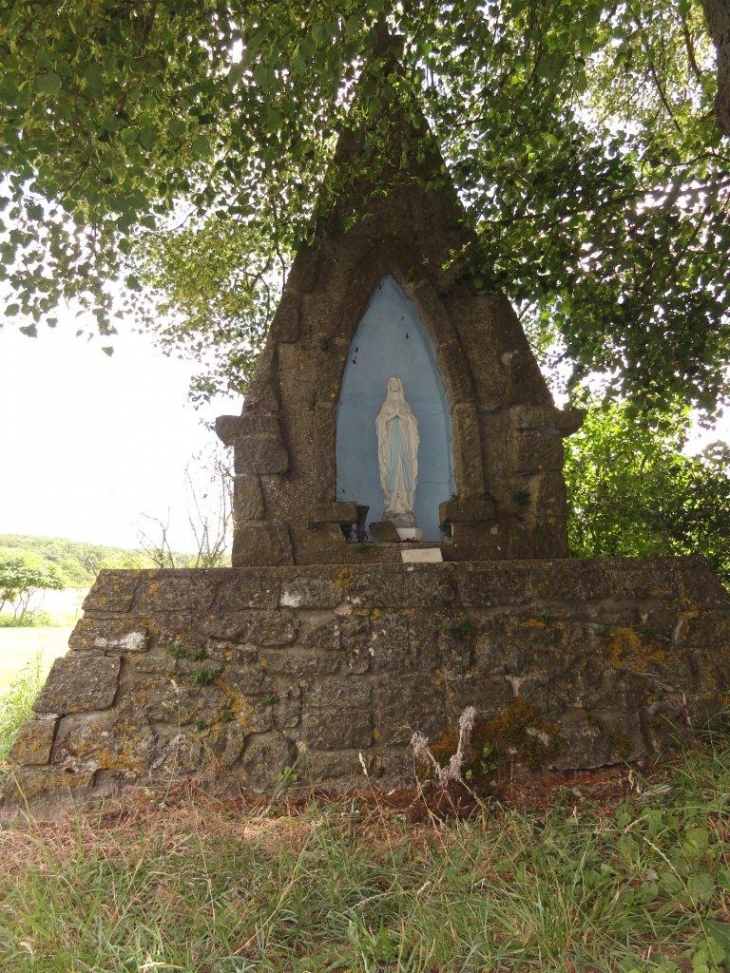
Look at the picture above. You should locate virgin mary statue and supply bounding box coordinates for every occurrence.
[376,376,420,526]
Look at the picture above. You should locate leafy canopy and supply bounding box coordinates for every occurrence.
[565,403,730,583]
[1,0,729,413]
[0,548,65,619]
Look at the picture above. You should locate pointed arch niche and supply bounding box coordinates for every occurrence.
[336,277,455,540]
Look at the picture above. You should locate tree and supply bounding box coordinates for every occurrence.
[565,403,730,584]
[0,550,65,620]
[136,441,233,568]
[0,2,728,417]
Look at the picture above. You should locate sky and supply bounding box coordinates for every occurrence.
[0,321,240,552]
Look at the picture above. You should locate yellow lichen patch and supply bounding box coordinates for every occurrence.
[417,697,561,783]
[216,683,258,734]
[525,618,545,629]
[336,567,353,592]
[607,627,666,672]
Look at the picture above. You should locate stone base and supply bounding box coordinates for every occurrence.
[3,557,730,811]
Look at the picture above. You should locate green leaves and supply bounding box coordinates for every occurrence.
[565,401,730,583]
[0,0,727,414]
[35,72,61,96]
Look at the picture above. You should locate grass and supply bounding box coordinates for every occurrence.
[1,670,730,972]
[0,627,71,692]
[0,659,45,766]
[0,611,79,629]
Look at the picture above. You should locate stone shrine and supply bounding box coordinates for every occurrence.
[4,43,730,811]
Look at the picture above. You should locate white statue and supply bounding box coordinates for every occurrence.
[376,376,419,526]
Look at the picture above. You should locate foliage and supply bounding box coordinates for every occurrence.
[0,659,44,768]
[565,402,730,584]
[0,549,64,620]
[4,732,730,970]
[1,2,728,415]
[0,534,192,588]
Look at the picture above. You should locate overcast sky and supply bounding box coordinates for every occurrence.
[0,320,240,552]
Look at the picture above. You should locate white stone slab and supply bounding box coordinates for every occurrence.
[400,548,443,564]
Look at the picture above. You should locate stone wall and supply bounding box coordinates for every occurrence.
[4,558,730,808]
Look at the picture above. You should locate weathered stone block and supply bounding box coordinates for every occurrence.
[69,617,150,653]
[435,336,475,406]
[675,557,730,607]
[273,684,303,729]
[369,521,400,543]
[236,732,296,791]
[514,429,564,473]
[215,414,243,446]
[508,404,555,430]
[83,571,139,613]
[247,610,299,646]
[675,610,730,646]
[259,648,342,678]
[269,288,301,343]
[222,661,274,695]
[300,524,350,560]
[2,767,95,806]
[369,613,413,670]
[214,572,281,610]
[312,402,336,501]
[302,615,342,651]
[234,476,266,522]
[206,640,258,665]
[234,436,289,475]
[451,401,485,495]
[128,649,177,675]
[199,615,252,644]
[8,716,58,766]
[133,572,221,613]
[240,415,283,438]
[303,748,371,782]
[439,631,475,673]
[373,675,445,745]
[301,680,372,749]
[346,565,460,609]
[232,523,294,567]
[442,673,515,723]
[439,497,497,524]
[53,713,156,775]
[407,618,441,669]
[309,502,358,525]
[125,677,228,726]
[278,573,343,609]
[34,654,121,715]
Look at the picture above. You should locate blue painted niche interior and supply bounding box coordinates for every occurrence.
[336,276,455,540]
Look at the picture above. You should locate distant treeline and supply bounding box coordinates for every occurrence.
[0,535,196,589]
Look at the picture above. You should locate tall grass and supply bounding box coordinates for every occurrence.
[1,675,729,972]
[0,658,44,767]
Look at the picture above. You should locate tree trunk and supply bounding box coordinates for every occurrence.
[703,0,730,135]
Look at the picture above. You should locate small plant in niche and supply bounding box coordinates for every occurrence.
[513,489,531,509]
[439,520,453,539]
[316,334,330,351]
[263,693,280,707]
[443,616,477,639]
[165,642,207,662]
[191,666,216,686]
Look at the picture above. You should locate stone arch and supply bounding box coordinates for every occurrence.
[312,243,486,510]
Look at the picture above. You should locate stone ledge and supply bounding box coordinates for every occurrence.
[4,557,729,810]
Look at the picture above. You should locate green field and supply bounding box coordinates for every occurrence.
[0,627,71,691]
